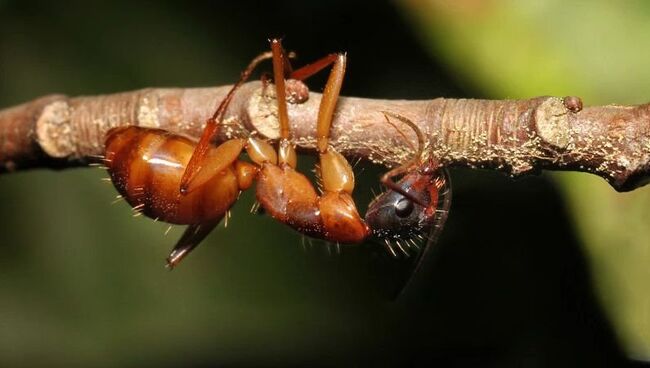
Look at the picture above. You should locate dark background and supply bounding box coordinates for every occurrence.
[0,1,638,367]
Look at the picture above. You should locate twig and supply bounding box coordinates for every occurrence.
[1,81,649,192]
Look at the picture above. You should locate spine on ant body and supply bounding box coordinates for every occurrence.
[104,126,243,225]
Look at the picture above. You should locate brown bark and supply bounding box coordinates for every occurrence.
[1,81,649,191]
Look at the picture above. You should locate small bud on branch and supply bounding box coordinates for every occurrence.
[1,81,649,191]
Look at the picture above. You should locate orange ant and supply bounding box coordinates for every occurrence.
[103,39,451,268]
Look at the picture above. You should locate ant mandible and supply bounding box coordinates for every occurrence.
[103,39,451,268]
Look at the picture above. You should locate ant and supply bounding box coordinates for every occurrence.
[103,39,451,269]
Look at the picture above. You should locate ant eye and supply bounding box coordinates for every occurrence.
[394,197,414,218]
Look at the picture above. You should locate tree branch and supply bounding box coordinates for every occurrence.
[2,81,649,191]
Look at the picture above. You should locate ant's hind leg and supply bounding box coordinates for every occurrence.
[180,50,273,195]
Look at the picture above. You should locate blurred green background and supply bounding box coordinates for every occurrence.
[0,1,649,367]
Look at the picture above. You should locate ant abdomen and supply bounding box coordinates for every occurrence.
[105,126,240,224]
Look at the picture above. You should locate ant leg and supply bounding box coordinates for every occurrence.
[166,219,221,269]
[378,112,428,207]
[316,54,347,155]
[182,40,288,194]
[290,53,339,81]
[270,39,291,143]
[270,39,299,168]
[270,39,340,167]
[260,72,272,87]
[316,53,370,242]
[315,53,354,194]
[180,50,273,194]
[181,38,311,193]
[268,38,338,82]
[379,166,428,208]
[179,139,247,195]
[269,38,294,76]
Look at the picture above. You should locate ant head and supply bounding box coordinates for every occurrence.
[365,169,443,241]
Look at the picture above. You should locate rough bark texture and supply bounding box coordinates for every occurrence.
[1,81,649,191]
